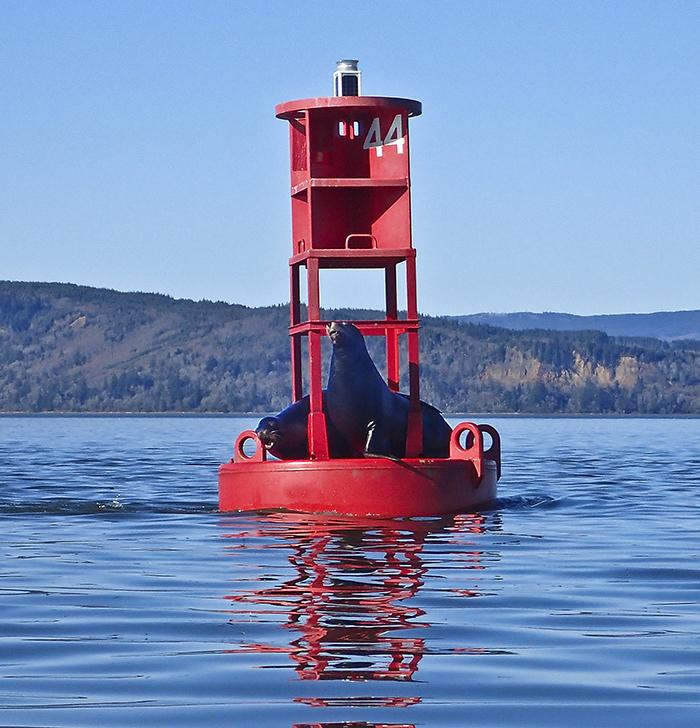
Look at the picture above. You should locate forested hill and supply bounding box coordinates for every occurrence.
[1,281,699,414]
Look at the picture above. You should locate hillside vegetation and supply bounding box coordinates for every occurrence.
[1,281,699,414]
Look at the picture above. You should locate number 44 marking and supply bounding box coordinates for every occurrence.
[363,114,405,156]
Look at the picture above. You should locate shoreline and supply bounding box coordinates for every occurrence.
[1,411,699,419]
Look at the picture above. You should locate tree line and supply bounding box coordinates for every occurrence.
[1,281,698,414]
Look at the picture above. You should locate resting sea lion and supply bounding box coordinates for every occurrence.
[326,321,452,458]
[255,393,352,460]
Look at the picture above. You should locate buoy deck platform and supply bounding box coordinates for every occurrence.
[218,422,500,518]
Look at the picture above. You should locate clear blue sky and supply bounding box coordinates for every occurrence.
[1,0,698,316]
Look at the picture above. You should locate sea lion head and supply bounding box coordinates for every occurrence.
[255,416,283,449]
[327,321,364,349]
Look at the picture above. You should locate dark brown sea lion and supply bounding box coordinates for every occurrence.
[326,321,452,458]
[255,393,352,460]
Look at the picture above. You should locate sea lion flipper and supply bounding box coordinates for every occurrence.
[364,420,401,461]
[363,452,402,462]
[365,419,393,457]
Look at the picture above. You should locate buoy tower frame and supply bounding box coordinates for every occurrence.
[277,89,424,459]
[218,61,501,517]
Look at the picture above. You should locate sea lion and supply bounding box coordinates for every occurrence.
[255,393,352,460]
[326,321,452,458]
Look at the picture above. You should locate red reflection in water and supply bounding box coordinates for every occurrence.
[294,722,415,728]
[221,512,487,686]
[295,696,421,708]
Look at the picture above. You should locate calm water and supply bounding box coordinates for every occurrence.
[1,415,699,727]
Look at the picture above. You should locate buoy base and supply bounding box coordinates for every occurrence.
[218,456,497,518]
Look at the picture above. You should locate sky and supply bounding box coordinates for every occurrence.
[1,0,698,316]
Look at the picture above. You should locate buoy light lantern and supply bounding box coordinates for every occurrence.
[333,59,362,97]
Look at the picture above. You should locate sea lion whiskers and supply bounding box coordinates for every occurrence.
[255,416,284,449]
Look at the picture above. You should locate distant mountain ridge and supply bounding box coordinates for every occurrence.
[451,310,700,341]
[1,280,699,414]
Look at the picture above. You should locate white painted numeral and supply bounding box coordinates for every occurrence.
[362,114,405,156]
[383,114,405,154]
[363,117,383,150]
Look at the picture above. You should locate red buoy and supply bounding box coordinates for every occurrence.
[218,61,501,517]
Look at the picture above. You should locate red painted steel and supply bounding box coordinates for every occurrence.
[218,426,499,518]
[218,76,502,517]
[275,96,422,118]
[280,91,423,455]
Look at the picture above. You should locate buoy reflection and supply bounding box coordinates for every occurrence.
[221,512,488,685]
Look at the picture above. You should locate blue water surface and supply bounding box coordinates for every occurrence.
[0,415,699,727]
